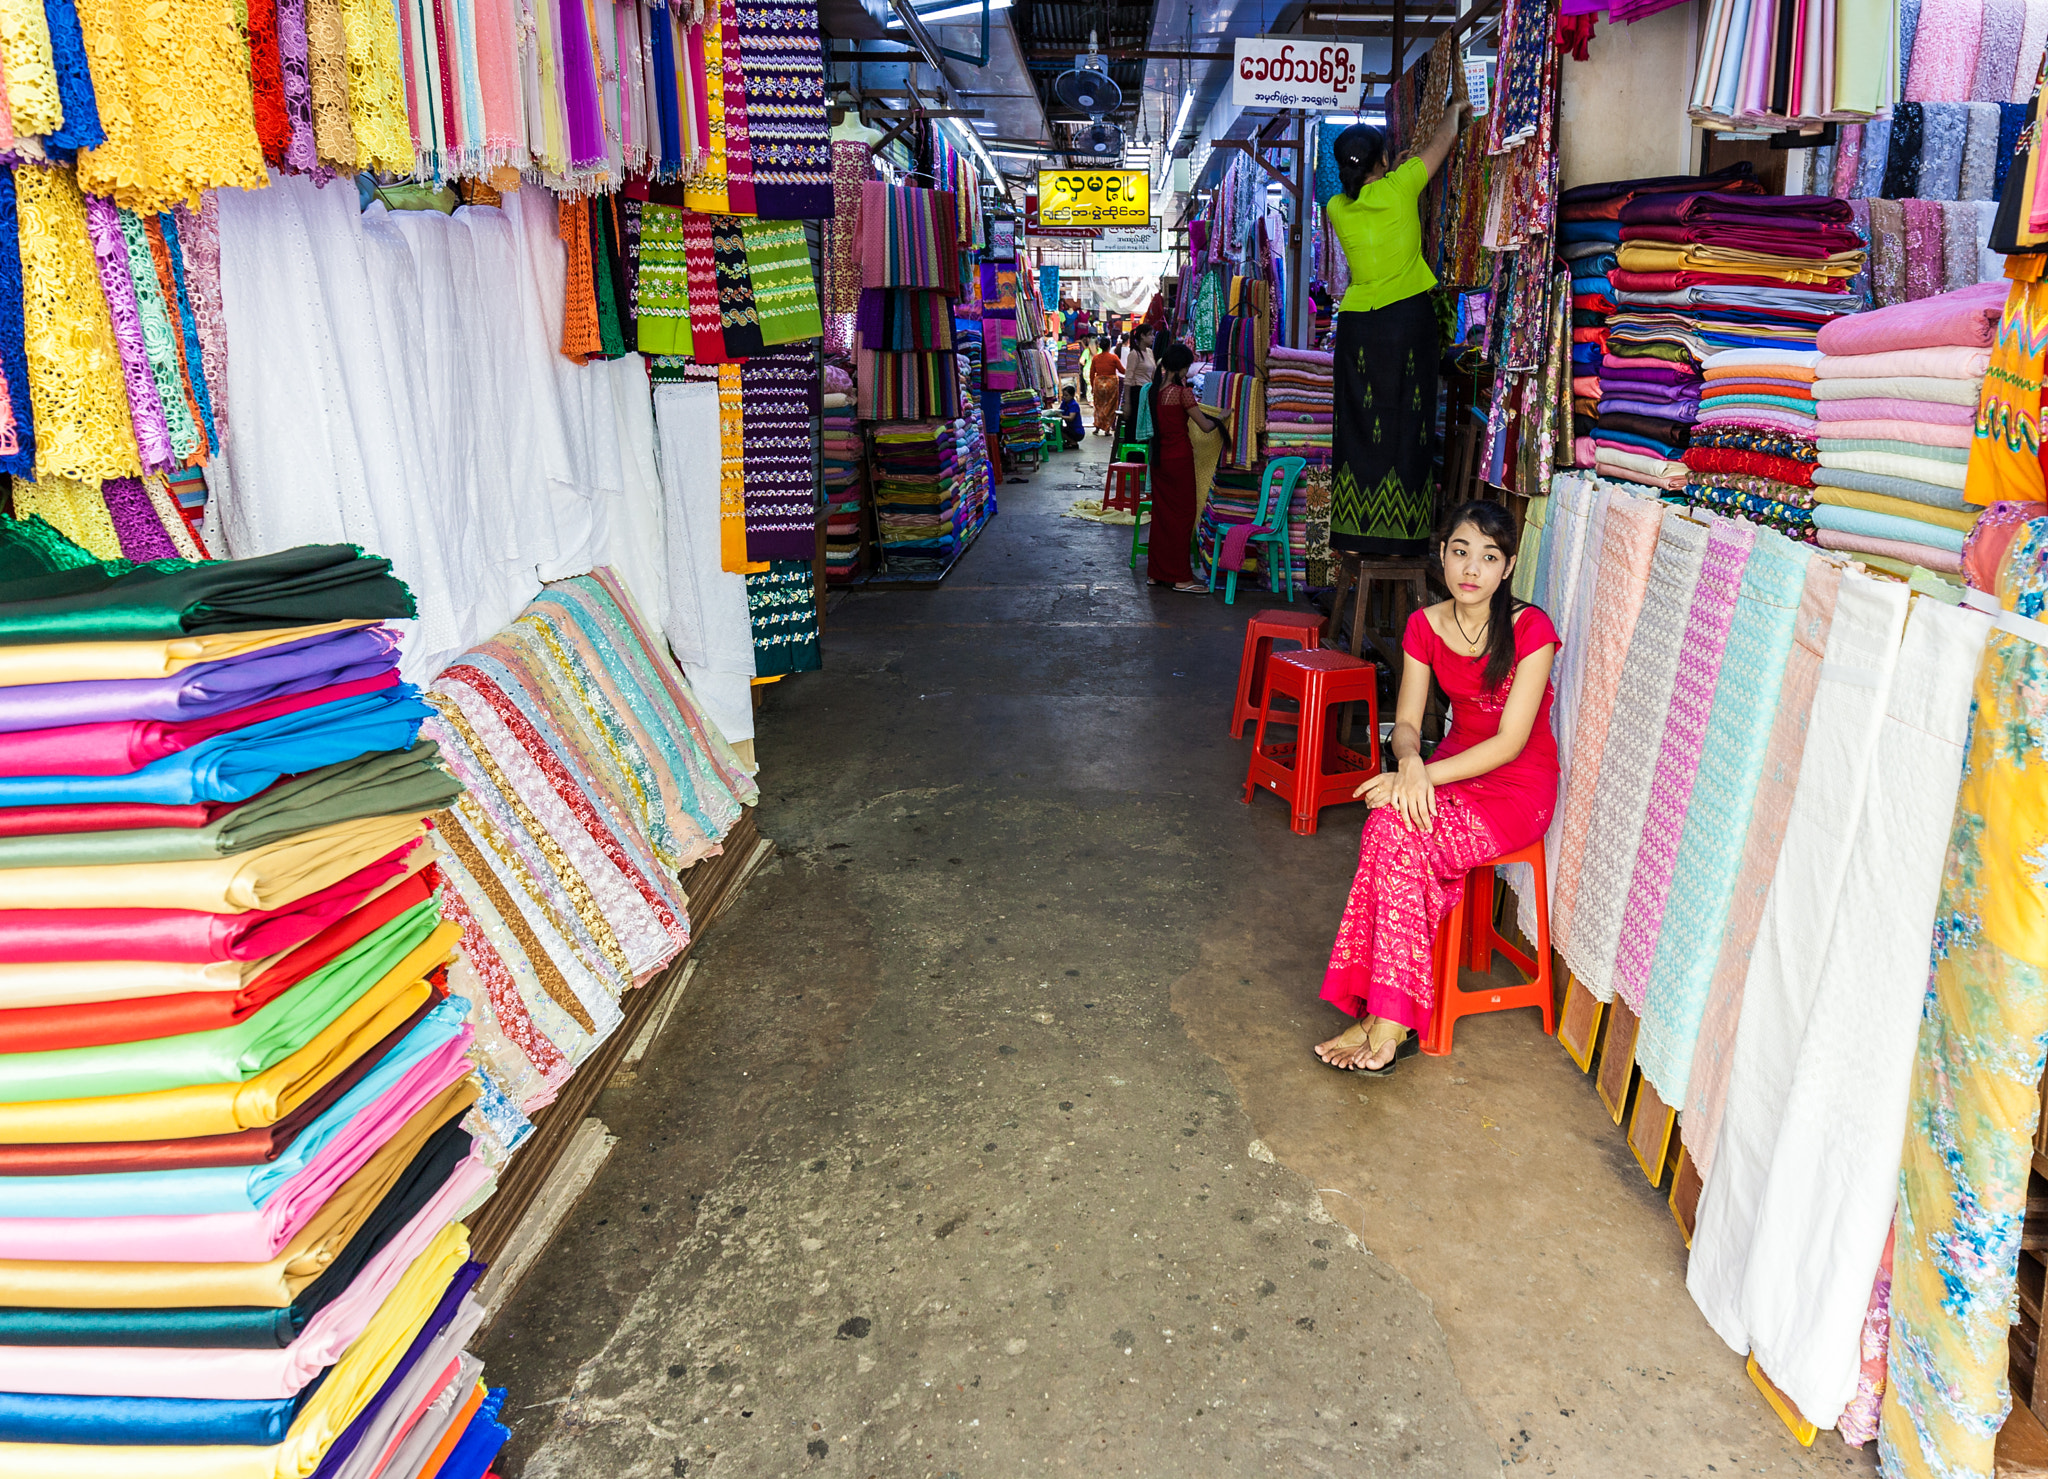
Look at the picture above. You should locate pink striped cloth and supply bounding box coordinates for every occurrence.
[1549,495,1666,953]
[1683,557,1842,1175]
[1815,529,1966,573]
[475,0,523,158]
[1813,397,1975,426]
[1816,418,1972,448]
[1611,520,1757,1013]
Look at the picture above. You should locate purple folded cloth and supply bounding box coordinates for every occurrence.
[307,1259,486,1479]
[1599,355,1701,384]
[0,626,401,734]
[1620,192,1855,227]
[1599,396,1702,421]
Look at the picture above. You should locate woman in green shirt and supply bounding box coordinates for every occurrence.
[1325,105,1469,554]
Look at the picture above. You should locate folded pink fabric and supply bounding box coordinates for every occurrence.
[1695,409,1824,436]
[1812,418,1972,448]
[1814,397,1976,426]
[0,1152,494,1400]
[1814,281,2008,355]
[0,1041,473,1262]
[1815,528,1965,573]
[1812,345,1994,381]
[1906,0,1985,100]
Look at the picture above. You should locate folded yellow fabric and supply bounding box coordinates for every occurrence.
[0,624,372,688]
[0,1220,470,1479]
[0,922,457,1143]
[1615,241,1863,282]
[1811,485,1982,534]
[0,1078,477,1307]
[0,818,425,913]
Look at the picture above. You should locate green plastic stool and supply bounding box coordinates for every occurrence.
[1128,483,1152,570]
[1113,440,1149,466]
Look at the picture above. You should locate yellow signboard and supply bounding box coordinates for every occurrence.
[1036,170,1150,227]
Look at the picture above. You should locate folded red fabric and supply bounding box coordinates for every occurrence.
[0,868,440,1053]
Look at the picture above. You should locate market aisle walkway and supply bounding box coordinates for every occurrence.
[481,433,1873,1478]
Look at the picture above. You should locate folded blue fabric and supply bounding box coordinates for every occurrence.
[434,1388,511,1479]
[0,1385,308,1445]
[1560,219,1623,245]
[0,688,434,809]
[1699,393,1818,416]
[1810,503,1968,553]
[0,1000,469,1217]
[1594,430,1685,459]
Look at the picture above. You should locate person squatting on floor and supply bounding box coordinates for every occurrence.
[1314,501,1562,1074]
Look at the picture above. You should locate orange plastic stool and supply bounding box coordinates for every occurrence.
[1242,649,1380,835]
[1422,839,1555,1056]
[1230,610,1329,738]
[1102,461,1147,515]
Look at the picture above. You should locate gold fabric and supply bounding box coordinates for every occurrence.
[1616,240,1863,284]
[11,477,123,559]
[0,818,425,913]
[0,622,371,688]
[0,923,457,1143]
[1810,485,1981,534]
[0,0,59,137]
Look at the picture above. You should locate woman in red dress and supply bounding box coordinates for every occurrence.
[1147,341,1223,592]
[1314,501,1560,1073]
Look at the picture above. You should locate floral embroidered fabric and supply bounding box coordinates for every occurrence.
[339,0,412,171]
[0,0,61,138]
[305,0,357,166]
[0,168,34,476]
[79,192,170,472]
[117,205,200,464]
[14,161,139,480]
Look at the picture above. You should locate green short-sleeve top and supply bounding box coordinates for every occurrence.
[1324,156,1438,314]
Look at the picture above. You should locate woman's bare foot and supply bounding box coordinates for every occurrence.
[1314,1018,1372,1069]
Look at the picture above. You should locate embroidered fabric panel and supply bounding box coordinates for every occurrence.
[742,216,820,345]
[737,0,831,218]
[739,343,820,562]
[745,559,821,676]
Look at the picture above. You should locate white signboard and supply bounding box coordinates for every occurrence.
[1230,37,1366,111]
[1098,221,1162,252]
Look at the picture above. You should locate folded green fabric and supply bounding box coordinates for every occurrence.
[0,743,459,869]
[0,522,416,646]
[0,904,441,1105]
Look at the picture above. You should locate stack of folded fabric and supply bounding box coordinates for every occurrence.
[1810,281,2006,576]
[951,363,996,547]
[1603,192,1865,491]
[999,390,1041,469]
[1557,165,1768,469]
[822,375,866,585]
[1681,347,1826,540]
[0,520,513,1479]
[1262,347,1336,466]
[1195,466,1309,592]
[873,421,962,570]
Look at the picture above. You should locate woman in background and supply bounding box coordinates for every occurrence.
[1089,337,1125,436]
[1147,342,1225,593]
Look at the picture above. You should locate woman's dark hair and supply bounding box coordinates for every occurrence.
[1158,341,1195,376]
[1335,123,1389,200]
[1436,500,1524,691]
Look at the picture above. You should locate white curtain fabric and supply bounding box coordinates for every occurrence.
[211,173,651,682]
[1719,595,1990,1429]
[1685,571,1913,1382]
[654,382,757,746]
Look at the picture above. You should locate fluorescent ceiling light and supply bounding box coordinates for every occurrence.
[912,0,1012,21]
[1170,88,1196,141]
[972,120,998,131]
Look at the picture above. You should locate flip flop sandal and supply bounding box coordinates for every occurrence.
[1357,1032,1420,1077]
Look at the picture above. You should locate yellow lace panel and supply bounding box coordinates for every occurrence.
[683,13,728,214]
[12,476,122,557]
[0,0,60,137]
[340,0,410,173]
[73,0,267,211]
[306,0,358,168]
[15,164,142,482]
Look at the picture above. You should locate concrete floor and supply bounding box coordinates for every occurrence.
[480,432,1879,1478]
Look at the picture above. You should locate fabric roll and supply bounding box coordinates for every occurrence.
[1972,0,2026,99]
[1811,375,1980,406]
[1683,558,1844,1177]
[1637,533,1811,1106]
[1905,0,1983,100]
[1611,522,1756,1013]
[304,1271,488,1479]
[1538,476,1604,909]
[1855,116,1893,201]
[1812,466,1973,512]
[1688,572,1910,1350]
[1941,201,1984,290]
[0,623,375,693]
[1882,103,1925,199]
[1961,102,2003,200]
[1560,515,1710,1001]
[1813,344,1992,379]
[1810,502,1970,551]
[1815,529,1966,573]
[0,1388,299,1446]
[1915,103,1969,200]
[1729,597,1990,1429]
[653,382,755,746]
[1813,485,1980,532]
[1549,494,1666,943]
[1881,529,2048,1477]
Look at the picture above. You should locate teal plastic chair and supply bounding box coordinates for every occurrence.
[1207,457,1307,605]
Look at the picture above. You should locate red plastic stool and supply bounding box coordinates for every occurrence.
[1102,461,1147,515]
[1242,650,1380,835]
[1230,610,1328,738]
[1422,839,1555,1056]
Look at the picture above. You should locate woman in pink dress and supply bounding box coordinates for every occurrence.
[1314,501,1561,1074]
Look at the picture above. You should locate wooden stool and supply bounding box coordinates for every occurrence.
[1327,552,1433,669]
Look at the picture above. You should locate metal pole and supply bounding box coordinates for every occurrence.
[1288,109,1311,347]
